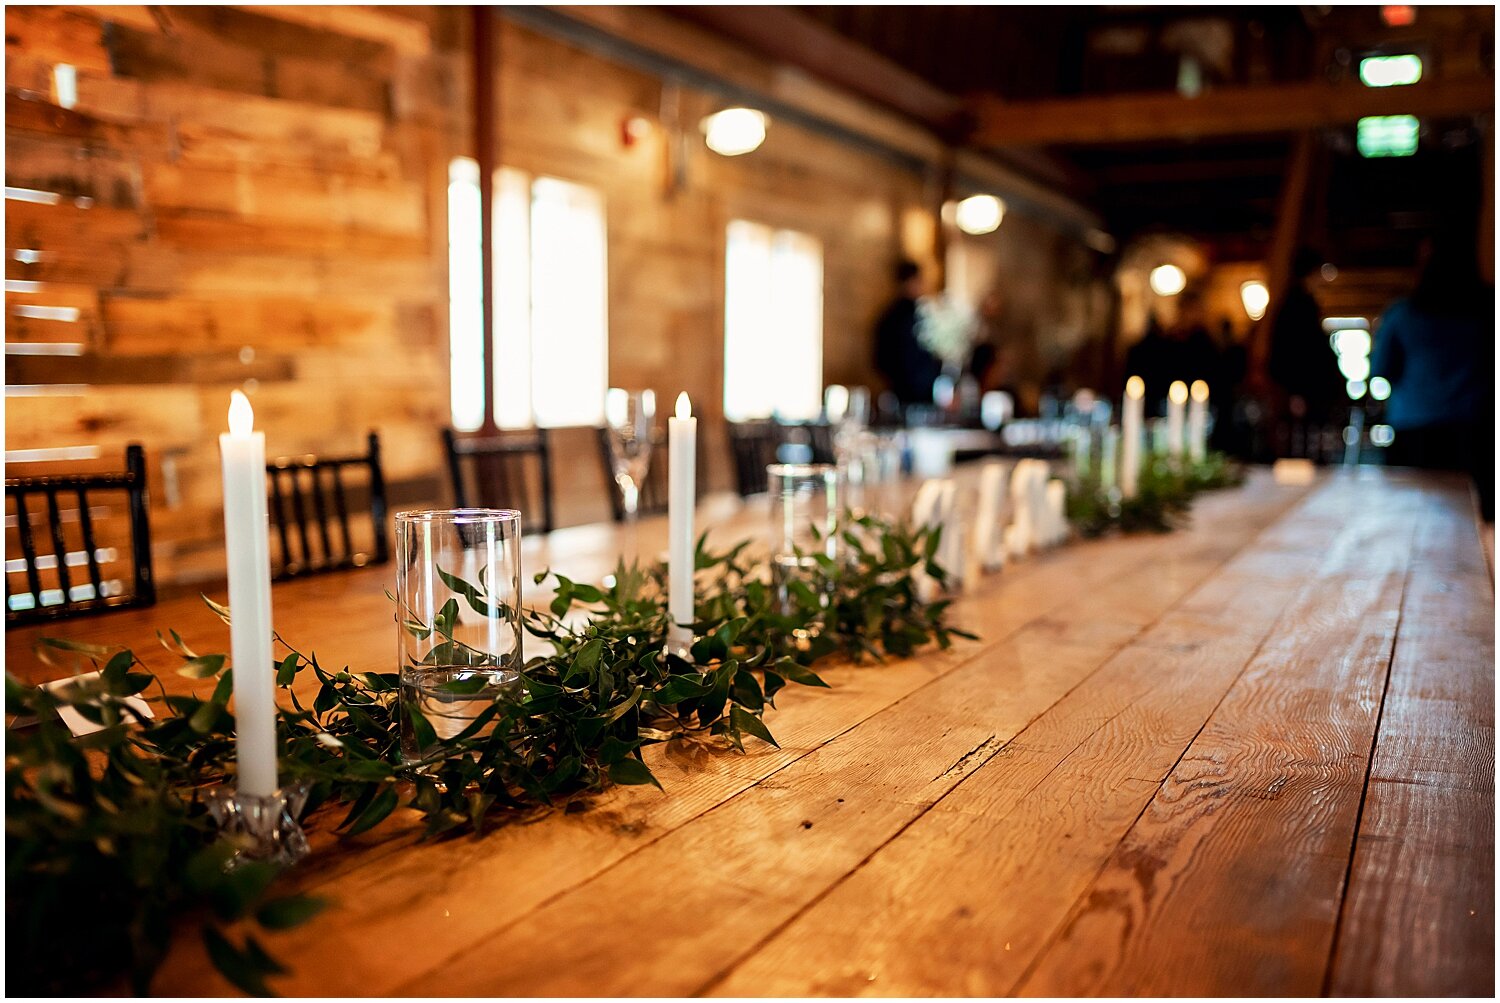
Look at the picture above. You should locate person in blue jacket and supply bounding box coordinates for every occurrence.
[1371,234,1495,519]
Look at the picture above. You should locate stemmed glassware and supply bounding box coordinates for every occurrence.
[603,388,656,522]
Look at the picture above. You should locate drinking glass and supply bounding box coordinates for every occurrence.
[768,463,841,616]
[604,388,656,521]
[395,509,522,763]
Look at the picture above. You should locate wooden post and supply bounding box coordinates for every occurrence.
[932,152,954,293]
[1250,130,1315,386]
[473,6,499,433]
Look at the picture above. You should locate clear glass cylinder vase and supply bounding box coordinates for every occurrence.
[394,509,523,763]
[767,463,841,617]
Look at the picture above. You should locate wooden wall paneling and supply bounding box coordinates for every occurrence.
[6,4,1103,588]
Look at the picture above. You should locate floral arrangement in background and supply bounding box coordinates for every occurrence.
[916,293,977,369]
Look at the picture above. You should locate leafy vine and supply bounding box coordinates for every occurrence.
[6,514,967,996]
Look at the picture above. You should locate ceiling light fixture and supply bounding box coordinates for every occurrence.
[954,194,1005,235]
[701,108,767,156]
[1149,263,1187,297]
[1240,280,1270,321]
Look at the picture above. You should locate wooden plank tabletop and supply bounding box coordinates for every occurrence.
[5,467,1492,997]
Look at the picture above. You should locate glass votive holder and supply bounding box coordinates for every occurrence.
[767,463,841,615]
[394,509,523,763]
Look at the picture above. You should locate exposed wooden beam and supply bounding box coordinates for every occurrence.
[1094,157,1289,187]
[971,78,1495,147]
[235,5,430,55]
[534,6,1103,234]
[667,5,964,132]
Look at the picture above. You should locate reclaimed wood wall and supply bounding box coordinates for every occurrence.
[5,5,1101,588]
[6,5,451,586]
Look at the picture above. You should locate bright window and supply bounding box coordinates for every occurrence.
[448,159,608,430]
[723,221,823,421]
[1356,115,1420,158]
[1359,54,1422,87]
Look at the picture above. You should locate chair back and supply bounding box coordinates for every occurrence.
[267,432,389,581]
[595,426,670,521]
[5,444,156,624]
[727,420,784,496]
[442,428,555,534]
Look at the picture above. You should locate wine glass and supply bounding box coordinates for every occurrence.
[603,388,656,521]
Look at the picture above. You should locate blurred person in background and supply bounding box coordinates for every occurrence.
[1371,233,1495,520]
[1124,287,1221,414]
[873,259,941,410]
[1267,247,1345,427]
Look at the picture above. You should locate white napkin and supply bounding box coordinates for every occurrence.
[1045,478,1069,546]
[971,460,1010,573]
[1008,459,1043,558]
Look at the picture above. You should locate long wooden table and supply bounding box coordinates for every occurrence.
[6,468,1493,996]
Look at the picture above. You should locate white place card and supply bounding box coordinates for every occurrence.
[38,670,155,737]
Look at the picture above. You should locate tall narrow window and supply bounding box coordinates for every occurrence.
[448,158,486,431]
[723,221,823,421]
[448,158,608,430]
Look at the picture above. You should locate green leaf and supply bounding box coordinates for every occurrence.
[37,636,117,657]
[564,638,604,684]
[405,704,438,752]
[189,699,225,734]
[731,670,764,711]
[608,757,662,790]
[178,654,227,679]
[433,597,460,638]
[276,653,299,687]
[730,705,779,748]
[210,668,235,706]
[654,674,711,704]
[344,785,399,836]
[775,659,830,688]
[202,594,234,624]
[255,895,329,931]
[202,927,275,997]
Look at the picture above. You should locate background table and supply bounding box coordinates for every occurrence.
[6,467,1492,996]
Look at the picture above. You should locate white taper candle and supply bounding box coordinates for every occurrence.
[1121,376,1144,499]
[1100,427,1119,491]
[667,392,696,655]
[1166,380,1188,459]
[1188,380,1209,462]
[219,390,278,798]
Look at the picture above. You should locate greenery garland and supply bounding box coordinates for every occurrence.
[6,455,1241,996]
[1066,451,1244,537]
[6,514,968,996]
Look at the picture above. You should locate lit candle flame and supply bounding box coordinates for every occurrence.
[228,390,255,436]
[675,392,691,419]
[1168,380,1189,405]
[1126,375,1145,399]
[1190,380,1209,402]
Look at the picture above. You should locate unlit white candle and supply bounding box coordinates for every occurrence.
[219,390,278,798]
[1166,381,1188,459]
[1100,427,1119,491]
[667,392,696,654]
[1121,376,1144,499]
[1188,380,1209,462]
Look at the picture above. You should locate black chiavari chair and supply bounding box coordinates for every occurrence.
[5,444,156,624]
[726,420,783,496]
[442,428,555,535]
[266,432,389,581]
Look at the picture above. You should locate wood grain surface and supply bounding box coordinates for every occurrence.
[4,468,1492,997]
